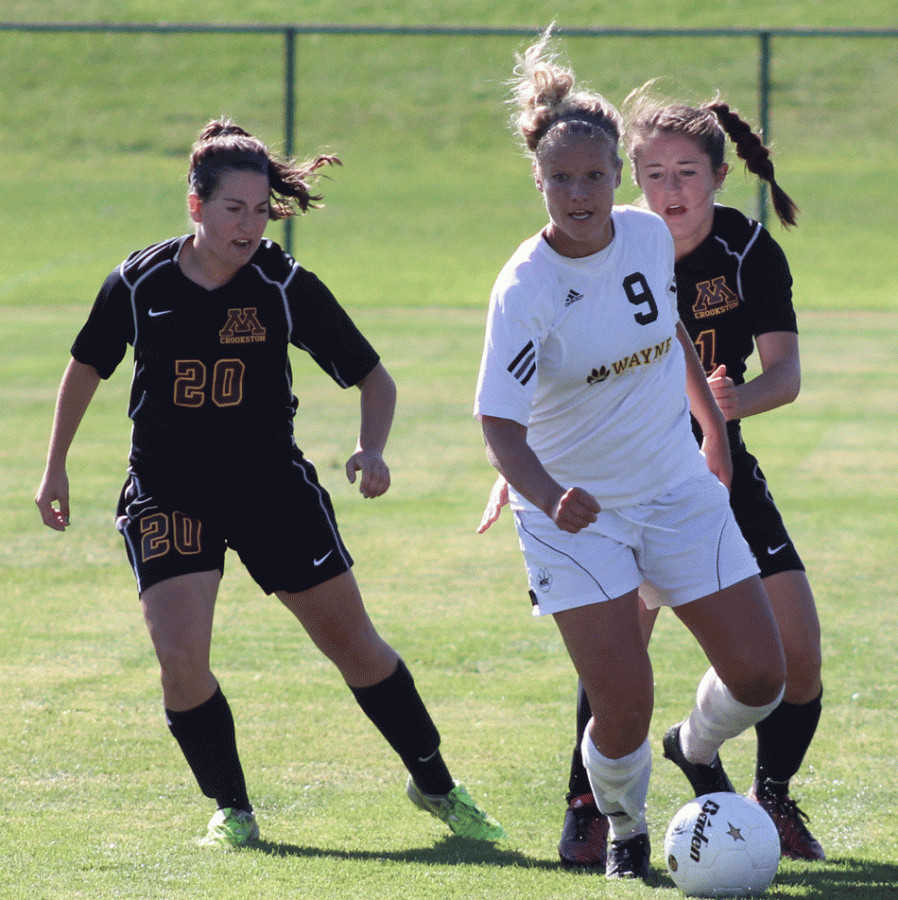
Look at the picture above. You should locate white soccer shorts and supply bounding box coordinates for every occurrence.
[514,471,759,617]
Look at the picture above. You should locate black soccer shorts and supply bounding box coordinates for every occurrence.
[727,443,805,580]
[115,450,353,596]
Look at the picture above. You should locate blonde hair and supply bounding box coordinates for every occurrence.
[509,26,623,162]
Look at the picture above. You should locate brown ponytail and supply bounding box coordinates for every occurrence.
[706,102,799,228]
[188,118,341,220]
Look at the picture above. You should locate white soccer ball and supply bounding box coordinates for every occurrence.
[664,792,780,897]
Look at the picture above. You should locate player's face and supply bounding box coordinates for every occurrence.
[189,169,271,274]
[634,131,728,259]
[534,135,622,258]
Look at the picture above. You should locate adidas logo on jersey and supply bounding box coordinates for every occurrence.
[564,288,584,307]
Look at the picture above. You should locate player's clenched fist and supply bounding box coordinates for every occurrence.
[551,487,600,534]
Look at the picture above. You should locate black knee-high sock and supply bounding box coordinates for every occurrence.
[753,689,823,796]
[567,680,594,801]
[166,685,252,812]
[350,658,454,796]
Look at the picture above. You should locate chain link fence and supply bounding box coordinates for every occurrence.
[1,22,896,308]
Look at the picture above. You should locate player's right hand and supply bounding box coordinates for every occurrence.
[551,486,600,534]
[35,471,71,531]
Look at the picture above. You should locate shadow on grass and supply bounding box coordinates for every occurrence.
[771,858,898,898]
[249,834,547,868]
[649,857,898,898]
[247,841,898,894]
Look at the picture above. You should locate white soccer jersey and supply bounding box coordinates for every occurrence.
[474,205,710,511]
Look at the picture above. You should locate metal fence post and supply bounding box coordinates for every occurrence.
[284,26,297,255]
[757,30,771,227]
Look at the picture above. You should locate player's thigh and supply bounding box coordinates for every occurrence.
[553,591,654,756]
[674,576,785,707]
[276,570,397,687]
[140,569,221,665]
[638,596,661,646]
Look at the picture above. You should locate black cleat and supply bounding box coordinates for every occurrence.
[606,832,650,880]
[663,723,735,796]
[748,786,826,861]
[558,793,608,869]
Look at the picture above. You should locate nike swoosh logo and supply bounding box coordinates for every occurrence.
[313,550,333,567]
[767,543,788,555]
[148,309,172,317]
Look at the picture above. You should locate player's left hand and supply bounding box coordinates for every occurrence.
[708,364,739,421]
[477,476,509,533]
[346,450,391,498]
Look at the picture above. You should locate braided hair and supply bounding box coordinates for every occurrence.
[623,82,798,227]
[188,119,340,220]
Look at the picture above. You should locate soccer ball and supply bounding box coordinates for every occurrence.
[664,792,780,897]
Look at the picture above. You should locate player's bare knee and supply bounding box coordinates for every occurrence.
[784,660,822,704]
[727,667,785,709]
[593,701,652,756]
[155,643,209,690]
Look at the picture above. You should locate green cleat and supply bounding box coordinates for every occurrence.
[406,776,506,841]
[199,807,260,849]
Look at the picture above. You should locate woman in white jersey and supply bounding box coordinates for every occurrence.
[36,119,504,849]
[545,88,825,870]
[474,30,785,880]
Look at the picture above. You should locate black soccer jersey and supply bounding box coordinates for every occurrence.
[675,205,796,389]
[72,236,379,480]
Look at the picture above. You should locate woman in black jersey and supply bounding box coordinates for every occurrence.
[546,89,825,867]
[36,119,504,848]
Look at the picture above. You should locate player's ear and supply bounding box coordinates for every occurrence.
[532,160,544,193]
[715,163,729,189]
[187,192,203,223]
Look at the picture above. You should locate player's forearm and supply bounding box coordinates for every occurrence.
[678,326,726,442]
[355,362,396,456]
[481,415,565,521]
[737,357,801,419]
[43,358,102,471]
[737,330,801,420]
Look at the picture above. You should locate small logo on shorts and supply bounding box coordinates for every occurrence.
[313,550,333,566]
[536,567,553,592]
[767,543,788,555]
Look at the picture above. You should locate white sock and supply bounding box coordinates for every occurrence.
[680,668,784,765]
[580,725,651,840]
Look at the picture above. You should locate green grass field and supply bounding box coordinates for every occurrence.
[1,2,897,898]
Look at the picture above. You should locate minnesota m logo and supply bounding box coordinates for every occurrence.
[220,308,267,344]
[692,277,738,320]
